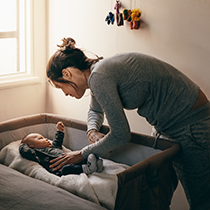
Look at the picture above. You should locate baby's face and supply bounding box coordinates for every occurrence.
[24,133,52,149]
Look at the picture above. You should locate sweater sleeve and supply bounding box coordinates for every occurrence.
[87,92,104,132]
[19,144,39,162]
[81,73,131,159]
[52,131,64,149]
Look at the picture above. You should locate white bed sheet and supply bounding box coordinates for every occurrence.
[0,140,129,210]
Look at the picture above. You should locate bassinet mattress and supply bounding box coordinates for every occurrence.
[0,140,129,210]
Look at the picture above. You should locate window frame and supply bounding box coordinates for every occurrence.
[0,0,43,90]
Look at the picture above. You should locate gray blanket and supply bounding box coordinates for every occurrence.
[0,164,107,210]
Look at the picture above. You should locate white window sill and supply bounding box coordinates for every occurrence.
[0,76,41,90]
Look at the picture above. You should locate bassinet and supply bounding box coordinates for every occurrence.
[0,113,180,210]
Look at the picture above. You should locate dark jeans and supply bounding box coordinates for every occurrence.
[61,160,87,175]
[161,102,210,210]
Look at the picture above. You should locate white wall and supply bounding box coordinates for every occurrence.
[47,0,210,133]
[47,1,210,209]
[0,83,45,122]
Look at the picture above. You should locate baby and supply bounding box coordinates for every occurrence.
[19,121,103,176]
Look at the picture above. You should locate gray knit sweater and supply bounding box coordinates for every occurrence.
[81,53,199,159]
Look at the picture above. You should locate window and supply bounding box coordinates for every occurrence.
[0,0,38,87]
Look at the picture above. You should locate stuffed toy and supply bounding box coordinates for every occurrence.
[122,9,132,21]
[130,8,142,29]
[131,8,142,22]
[105,12,115,25]
[114,1,124,26]
[123,8,142,29]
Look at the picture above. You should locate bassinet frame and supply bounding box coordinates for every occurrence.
[0,113,180,210]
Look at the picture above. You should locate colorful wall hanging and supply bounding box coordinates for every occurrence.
[123,7,142,29]
[114,1,124,26]
[105,0,142,30]
[122,0,142,30]
[105,0,115,25]
[105,12,115,25]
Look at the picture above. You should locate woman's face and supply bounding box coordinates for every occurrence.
[53,67,90,99]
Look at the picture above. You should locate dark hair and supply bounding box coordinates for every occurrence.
[21,133,30,144]
[46,37,102,85]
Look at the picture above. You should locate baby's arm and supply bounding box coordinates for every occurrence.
[52,122,65,149]
[57,121,64,132]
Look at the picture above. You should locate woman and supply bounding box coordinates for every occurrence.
[47,37,210,209]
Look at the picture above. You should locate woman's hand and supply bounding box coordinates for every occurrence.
[87,129,105,145]
[50,150,84,171]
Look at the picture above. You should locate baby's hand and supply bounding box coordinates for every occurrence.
[57,121,64,132]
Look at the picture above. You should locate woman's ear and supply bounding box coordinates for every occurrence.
[62,69,72,80]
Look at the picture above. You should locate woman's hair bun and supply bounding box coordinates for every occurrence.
[57,37,76,52]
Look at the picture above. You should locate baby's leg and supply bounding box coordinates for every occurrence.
[82,154,98,175]
[61,164,83,175]
[96,156,103,172]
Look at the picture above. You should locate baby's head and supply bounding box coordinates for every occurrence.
[21,133,52,149]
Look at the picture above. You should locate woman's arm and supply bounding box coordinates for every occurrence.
[87,92,104,132]
[87,92,105,144]
[87,129,105,144]
[81,73,131,159]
